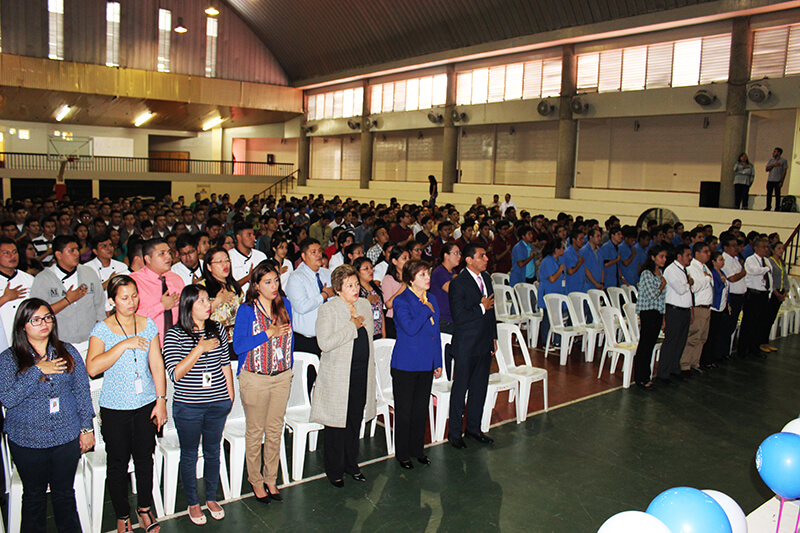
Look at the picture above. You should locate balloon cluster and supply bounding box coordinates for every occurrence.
[597,488,743,532]
[751,418,800,532]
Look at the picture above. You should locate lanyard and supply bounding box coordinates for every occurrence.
[115,314,140,379]
[256,298,281,349]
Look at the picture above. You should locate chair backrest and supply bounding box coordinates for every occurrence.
[514,283,538,314]
[229,362,245,421]
[89,378,105,450]
[287,351,319,410]
[496,323,532,370]
[491,273,510,286]
[373,338,396,400]
[622,302,639,342]
[438,333,453,383]
[568,291,602,327]
[493,284,520,318]
[588,289,611,312]
[607,287,628,309]
[600,306,633,347]
[543,293,569,328]
[624,285,638,303]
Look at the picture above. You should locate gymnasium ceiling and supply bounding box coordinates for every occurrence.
[223,0,773,85]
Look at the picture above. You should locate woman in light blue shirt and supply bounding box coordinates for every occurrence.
[87,275,167,533]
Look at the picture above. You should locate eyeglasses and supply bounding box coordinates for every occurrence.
[28,314,55,326]
[210,259,231,265]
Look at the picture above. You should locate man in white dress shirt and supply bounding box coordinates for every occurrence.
[171,233,204,286]
[0,237,34,345]
[499,194,517,217]
[285,238,334,356]
[721,233,746,358]
[680,243,713,374]
[228,222,267,292]
[658,244,694,384]
[738,237,773,357]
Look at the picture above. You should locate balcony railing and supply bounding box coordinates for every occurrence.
[0,152,293,178]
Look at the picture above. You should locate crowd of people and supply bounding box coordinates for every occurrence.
[0,187,787,531]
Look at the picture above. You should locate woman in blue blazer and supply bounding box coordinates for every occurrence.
[391,259,443,469]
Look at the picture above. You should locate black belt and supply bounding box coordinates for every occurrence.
[747,289,768,294]
[666,303,690,310]
[248,367,290,377]
[694,304,710,308]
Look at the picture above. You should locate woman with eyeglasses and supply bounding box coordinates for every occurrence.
[200,247,244,346]
[353,257,385,339]
[163,285,234,525]
[86,275,167,533]
[232,261,294,503]
[0,298,95,532]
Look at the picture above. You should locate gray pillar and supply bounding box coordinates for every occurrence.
[442,65,457,193]
[360,80,373,189]
[555,45,577,199]
[719,17,753,209]
[297,129,310,187]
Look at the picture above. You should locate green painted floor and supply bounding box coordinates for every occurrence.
[33,332,800,532]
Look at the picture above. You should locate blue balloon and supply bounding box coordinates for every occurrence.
[647,487,732,533]
[756,432,800,499]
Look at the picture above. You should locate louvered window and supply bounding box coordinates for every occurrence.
[106,2,120,67]
[699,34,731,83]
[598,50,622,92]
[541,60,563,96]
[504,63,524,100]
[457,57,562,105]
[48,0,64,60]
[672,39,702,87]
[307,88,364,119]
[645,43,673,89]
[367,74,446,112]
[205,17,218,77]
[621,47,647,91]
[751,25,800,78]
[157,9,171,72]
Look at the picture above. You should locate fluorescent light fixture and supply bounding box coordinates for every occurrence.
[202,116,225,130]
[174,18,187,33]
[55,105,71,122]
[134,112,155,127]
[205,6,219,16]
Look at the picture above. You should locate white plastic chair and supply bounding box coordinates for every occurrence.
[598,307,637,388]
[514,283,544,349]
[496,324,548,422]
[568,292,604,362]
[224,361,290,499]
[623,284,638,304]
[622,302,661,379]
[491,273,510,286]
[607,287,630,309]
[157,379,231,515]
[492,284,528,329]
[1,419,91,533]
[429,334,454,442]
[284,351,324,482]
[588,289,611,313]
[542,293,586,365]
[365,339,395,455]
[481,369,519,433]
[84,378,165,533]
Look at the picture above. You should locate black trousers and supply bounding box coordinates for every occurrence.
[725,293,744,355]
[700,310,726,365]
[634,310,662,384]
[739,290,770,355]
[449,351,491,437]
[659,305,690,379]
[100,401,157,518]
[766,181,782,210]
[9,438,81,533]
[734,184,751,209]
[323,354,367,482]
[384,317,397,339]
[391,368,434,462]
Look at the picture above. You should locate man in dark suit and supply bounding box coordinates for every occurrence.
[448,241,497,448]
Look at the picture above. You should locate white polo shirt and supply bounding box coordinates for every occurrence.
[229,247,267,292]
[722,252,746,295]
[0,269,34,345]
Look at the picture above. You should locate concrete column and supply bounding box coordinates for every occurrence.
[297,129,310,187]
[555,45,577,199]
[442,65,457,193]
[360,80,373,189]
[719,17,753,209]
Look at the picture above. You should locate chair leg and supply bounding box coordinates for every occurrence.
[622,353,633,389]
[88,464,106,533]
[481,391,497,433]
[358,419,366,439]
[434,396,450,442]
[309,431,319,452]
[559,337,569,366]
[279,428,289,486]
[597,348,608,379]
[228,438,245,499]
[428,399,435,441]
[74,467,92,533]
[9,473,22,533]
[544,331,552,358]
[163,451,180,516]
[516,382,530,423]
[542,375,549,412]
[370,418,377,437]
[150,459,165,518]
[291,430,308,482]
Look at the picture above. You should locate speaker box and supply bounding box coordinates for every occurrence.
[699,181,720,208]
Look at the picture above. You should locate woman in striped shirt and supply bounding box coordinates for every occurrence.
[163,285,234,525]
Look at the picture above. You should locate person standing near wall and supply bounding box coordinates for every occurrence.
[764,147,788,211]
[733,153,755,210]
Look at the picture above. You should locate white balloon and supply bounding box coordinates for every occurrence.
[782,419,800,437]
[597,511,672,533]
[702,490,748,533]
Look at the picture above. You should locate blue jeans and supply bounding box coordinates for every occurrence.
[9,438,81,533]
[173,399,232,506]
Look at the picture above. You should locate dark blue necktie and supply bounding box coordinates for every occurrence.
[316,273,324,292]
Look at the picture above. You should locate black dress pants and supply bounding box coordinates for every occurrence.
[633,310,662,384]
[766,181,782,210]
[700,310,726,365]
[100,401,158,518]
[734,184,750,209]
[739,290,770,356]
[659,305,690,379]
[391,368,434,462]
[449,352,491,437]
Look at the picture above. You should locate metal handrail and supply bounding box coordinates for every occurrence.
[255,169,299,201]
[0,152,293,177]
[783,220,800,275]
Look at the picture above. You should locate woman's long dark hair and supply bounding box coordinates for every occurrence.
[202,247,242,298]
[270,234,289,261]
[641,245,665,274]
[353,256,383,299]
[738,152,750,164]
[542,238,563,258]
[12,298,74,375]
[177,285,220,341]
[386,246,409,280]
[107,275,138,314]
[245,260,290,325]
